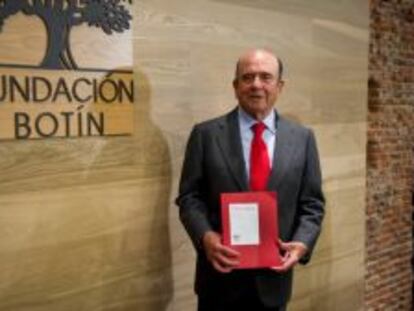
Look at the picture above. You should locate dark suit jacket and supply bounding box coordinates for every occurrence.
[176,108,325,307]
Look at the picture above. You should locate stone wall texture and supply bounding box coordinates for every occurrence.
[366,0,414,310]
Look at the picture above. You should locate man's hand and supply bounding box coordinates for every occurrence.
[271,240,308,272]
[202,231,240,273]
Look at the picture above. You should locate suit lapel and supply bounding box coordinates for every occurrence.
[216,109,249,191]
[267,116,295,191]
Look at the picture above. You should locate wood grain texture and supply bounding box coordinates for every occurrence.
[135,0,368,310]
[1,3,173,311]
[0,1,368,310]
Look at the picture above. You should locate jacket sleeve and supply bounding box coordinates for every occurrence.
[175,125,212,250]
[291,129,325,264]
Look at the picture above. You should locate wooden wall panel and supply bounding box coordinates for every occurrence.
[1,3,171,311]
[0,1,368,310]
[135,0,368,310]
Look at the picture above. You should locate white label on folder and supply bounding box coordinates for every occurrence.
[229,203,260,245]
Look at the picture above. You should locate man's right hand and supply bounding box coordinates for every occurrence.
[202,231,240,273]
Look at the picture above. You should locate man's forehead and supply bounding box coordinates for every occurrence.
[239,49,277,63]
[238,56,278,73]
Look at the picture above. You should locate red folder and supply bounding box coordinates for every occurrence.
[221,191,282,269]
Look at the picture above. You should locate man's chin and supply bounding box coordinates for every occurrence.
[247,102,268,111]
[242,105,272,119]
[248,97,265,102]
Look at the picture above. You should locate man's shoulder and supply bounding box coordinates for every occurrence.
[278,114,312,134]
[195,115,226,129]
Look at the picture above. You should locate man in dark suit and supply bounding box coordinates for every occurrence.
[176,49,325,310]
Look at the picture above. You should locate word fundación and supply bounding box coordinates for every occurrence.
[0,73,134,139]
[0,75,133,103]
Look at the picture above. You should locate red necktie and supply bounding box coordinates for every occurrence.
[249,122,270,191]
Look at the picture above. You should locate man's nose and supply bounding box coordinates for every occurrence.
[251,76,263,88]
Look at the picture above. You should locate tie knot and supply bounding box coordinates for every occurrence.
[252,122,266,136]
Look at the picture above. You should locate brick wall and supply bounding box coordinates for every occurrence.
[366,0,414,309]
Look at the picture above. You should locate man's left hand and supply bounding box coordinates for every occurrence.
[271,240,308,272]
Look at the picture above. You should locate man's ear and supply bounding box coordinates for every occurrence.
[277,80,285,91]
[232,79,238,90]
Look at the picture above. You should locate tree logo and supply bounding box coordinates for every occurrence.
[0,0,132,70]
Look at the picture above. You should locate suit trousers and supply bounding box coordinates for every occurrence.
[198,295,287,311]
[197,272,287,311]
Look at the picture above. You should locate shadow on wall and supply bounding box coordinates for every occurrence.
[132,68,174,311]
[97,68,174,310]
[81,68,175,310]
[0,68,173,311]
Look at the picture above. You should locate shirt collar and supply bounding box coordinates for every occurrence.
[238,107,276,134]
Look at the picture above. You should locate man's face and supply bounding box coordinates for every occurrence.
[233,51,284,119]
